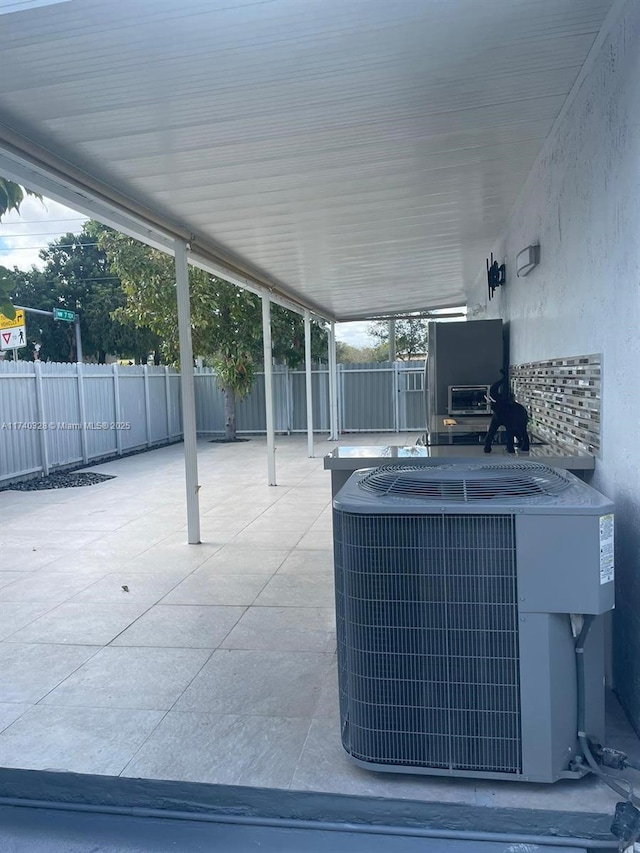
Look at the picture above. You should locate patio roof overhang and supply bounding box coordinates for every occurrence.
[0,0,619,322]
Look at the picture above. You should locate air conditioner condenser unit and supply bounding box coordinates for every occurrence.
[332,462,614,783]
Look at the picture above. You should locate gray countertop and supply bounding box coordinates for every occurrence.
[324,443,595,471]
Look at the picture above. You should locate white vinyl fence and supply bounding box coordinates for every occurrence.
[193,362,425,435]
[0,361,425,483]
[0,362,182,483]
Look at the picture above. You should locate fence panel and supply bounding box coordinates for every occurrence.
[83,365,119,459]
[225,370,287,434]
[147,367,170,444]
[290,368,330,432]
[194,370,224,434]
[340,364,395,431]
[398,363,426,431]
[42,364,83,466]
[167,372,182,438]
[117,367,149,451]
[1,359,424,483]
[0,362,41,479]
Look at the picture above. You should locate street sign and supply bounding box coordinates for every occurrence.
[53,308,76,322]
[0,326,27,350]
[0,309,25,330]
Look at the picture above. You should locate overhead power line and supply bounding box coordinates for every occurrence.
[0,242,100,251]
[0,231,91,238]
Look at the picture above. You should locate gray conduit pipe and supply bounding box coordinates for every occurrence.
[0,795,619,849]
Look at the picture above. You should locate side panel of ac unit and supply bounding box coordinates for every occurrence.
[518,612,605,782]
[516,514,614,615]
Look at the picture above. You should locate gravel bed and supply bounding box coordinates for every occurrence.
[3,472,116,492]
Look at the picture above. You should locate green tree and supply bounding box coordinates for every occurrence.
[0,179,42,221]
[3,226,160,362]
[91,222,327,439]
[368,318,429,361]
[0,178,43,320]
[38,229,161,362]
[336,341,378,363]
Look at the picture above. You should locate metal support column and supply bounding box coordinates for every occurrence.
[174,239,201,544]
[33,360,49,476]
[304,310,314,457]
[262,294,277,485]
[328,321,339,440]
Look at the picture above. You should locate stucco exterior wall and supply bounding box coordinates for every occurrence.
[466,0,640,729]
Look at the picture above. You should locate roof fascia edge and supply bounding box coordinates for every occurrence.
[339,301,467,322]
[0,136,334,322]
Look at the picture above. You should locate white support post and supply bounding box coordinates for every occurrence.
[262,294,277,485]
[393,362,400,432]
[143,364,152,447]
[33,361,49,476]
[76,362,89,464]
[175,239,201,544]
[112,363,123,456]
[328,321,339,440]
[164,366,172,442]
[304,310,314,457]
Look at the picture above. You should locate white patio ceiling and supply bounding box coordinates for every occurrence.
[0,0,616,321]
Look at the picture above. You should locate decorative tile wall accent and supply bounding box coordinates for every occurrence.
[511,354,601,456]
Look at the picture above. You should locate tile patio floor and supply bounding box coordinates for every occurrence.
[0,434,638,816]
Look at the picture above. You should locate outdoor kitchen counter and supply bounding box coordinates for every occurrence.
[324,444,596,497]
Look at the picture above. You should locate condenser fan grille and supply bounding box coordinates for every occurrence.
[358,463,571,502]
[334,511,522,774]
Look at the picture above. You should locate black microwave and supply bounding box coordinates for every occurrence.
[448,385,492,416]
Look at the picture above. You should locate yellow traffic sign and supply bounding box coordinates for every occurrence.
[0,309,25,330]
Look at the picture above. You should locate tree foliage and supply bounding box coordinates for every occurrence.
[3,226,159,362]
[0,178,44,320]
[336,341,386,363]
[0,178,42,221]
[90,222,328,438]
[368,318,429,361]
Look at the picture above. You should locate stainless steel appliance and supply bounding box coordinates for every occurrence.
[448,384,491,415]
[425,319,503,444]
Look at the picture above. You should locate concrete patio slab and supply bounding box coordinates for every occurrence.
[254,572,336,608]
[195,545,289,575]
[7,601,151,645]
[0,434,638,827]
[0,704,30,733]
[39,646,212,711]
[219,605,336,652]
[121,711,311,788]
[0,571,108,605]
[110,604,245,648]
[0,705,164,775]
[162,572,271,606]
[0,643,100,703]
[174,649,333,717]
[0,602,61,641]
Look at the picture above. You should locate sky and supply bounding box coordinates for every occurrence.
[0,194,88,270]
[0,193,379,347]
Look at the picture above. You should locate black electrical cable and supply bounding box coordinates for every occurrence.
[575,615,640,807]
